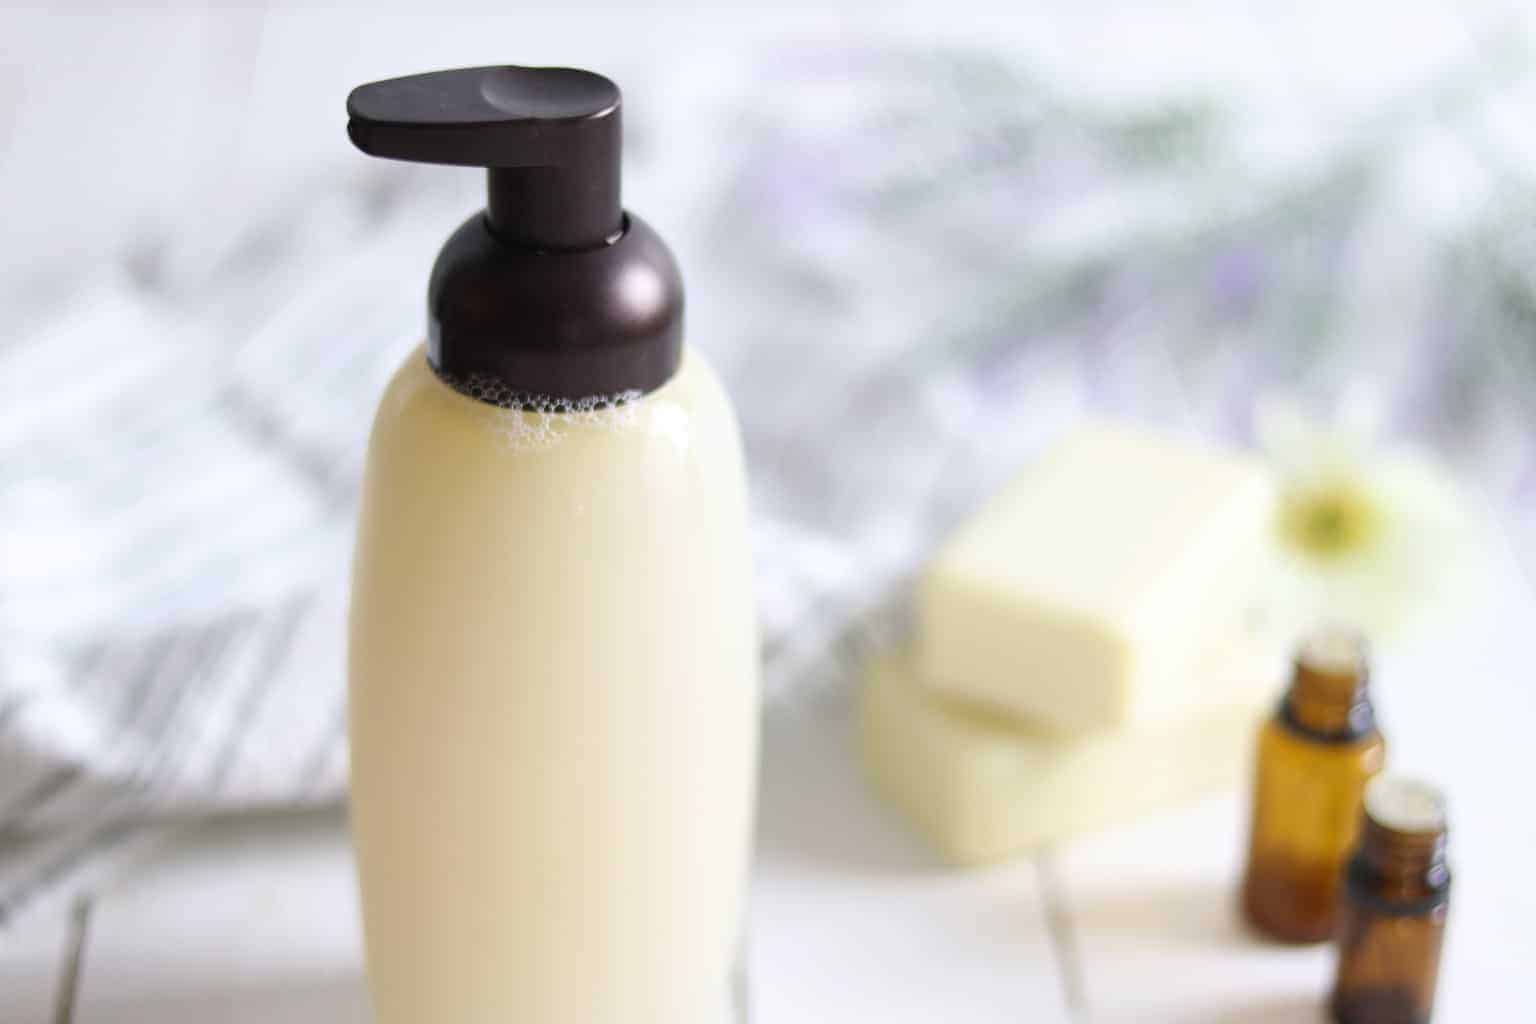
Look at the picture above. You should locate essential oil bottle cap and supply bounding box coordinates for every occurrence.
[1365,776,1448,835]
[1297,626,1370,679]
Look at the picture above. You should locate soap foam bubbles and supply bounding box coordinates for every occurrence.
[437,369,643,451]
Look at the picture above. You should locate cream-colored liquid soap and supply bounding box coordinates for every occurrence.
[344,67,758,1024]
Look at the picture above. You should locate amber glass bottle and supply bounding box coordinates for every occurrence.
[1331,776,1451,1024]
[1241,629,1386,943]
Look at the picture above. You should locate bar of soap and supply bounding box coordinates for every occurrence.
[917,423,1273,733]
[860,640,1280,865]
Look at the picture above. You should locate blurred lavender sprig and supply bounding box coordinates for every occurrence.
[704,39,1535,568]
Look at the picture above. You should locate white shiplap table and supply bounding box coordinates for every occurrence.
[6,536,1534,1023]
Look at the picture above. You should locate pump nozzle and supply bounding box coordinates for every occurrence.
[347,66,622,250]
[346,64,681,401]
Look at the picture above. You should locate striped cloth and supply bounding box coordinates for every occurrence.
[3,42,1534,926]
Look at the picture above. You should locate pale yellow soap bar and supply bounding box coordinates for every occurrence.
[860,644,1280,866]
[917,422,1273,733]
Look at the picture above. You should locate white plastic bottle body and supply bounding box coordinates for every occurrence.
[347,347,758,1024]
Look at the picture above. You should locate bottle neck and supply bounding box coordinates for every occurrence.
[1283,655,1375,741]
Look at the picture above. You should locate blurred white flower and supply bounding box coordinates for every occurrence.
[1256,392,1471,641]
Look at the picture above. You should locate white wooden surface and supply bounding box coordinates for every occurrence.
[4,539,1533,1022]
[0,909,67,1024]
[1060,794,1334,1024]
[754,705,1069,1023]
[0,730,1530,1024]
[73,814,367,1024]
[0,537,1529,1024]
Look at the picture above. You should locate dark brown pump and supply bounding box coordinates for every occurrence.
[346,66,683,403]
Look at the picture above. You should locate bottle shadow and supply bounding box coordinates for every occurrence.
[1067,879,1279,953]
[73,973,369,1024]
[1194,993,1328,1023]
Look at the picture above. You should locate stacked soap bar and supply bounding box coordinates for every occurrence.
[862,642,1278,865]
[918,423,1275,733]
[862,423,1281,864]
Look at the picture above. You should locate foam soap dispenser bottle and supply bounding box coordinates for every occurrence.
[344,67,758,1024]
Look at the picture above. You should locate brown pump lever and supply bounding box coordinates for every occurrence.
[347,66,622,251]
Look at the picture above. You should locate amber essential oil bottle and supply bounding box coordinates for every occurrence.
[1242,628,1387,943]
[1330,776,1451,1024]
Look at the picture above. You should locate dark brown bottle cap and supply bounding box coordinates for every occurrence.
[346,66,682,402]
